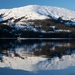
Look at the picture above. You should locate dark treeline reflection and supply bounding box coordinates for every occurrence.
[0,40,75,58]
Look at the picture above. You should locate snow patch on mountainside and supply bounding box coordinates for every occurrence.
[0,5,75,21]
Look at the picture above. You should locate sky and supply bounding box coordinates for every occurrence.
[0,0,75,10]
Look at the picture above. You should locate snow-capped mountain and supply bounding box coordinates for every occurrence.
[0,5,75,21]
[0,5,75,38]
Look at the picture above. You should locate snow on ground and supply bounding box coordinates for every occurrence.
[0,5,75,33]
[0,5,75,21]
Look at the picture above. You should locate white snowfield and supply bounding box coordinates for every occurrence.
[0,5,75,21]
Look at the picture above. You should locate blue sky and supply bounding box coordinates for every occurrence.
[0,0,75,10]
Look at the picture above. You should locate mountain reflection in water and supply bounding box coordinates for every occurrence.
[0,40,75,58]
[0,40,75,75]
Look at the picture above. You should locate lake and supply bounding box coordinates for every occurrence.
[0,39,75,75]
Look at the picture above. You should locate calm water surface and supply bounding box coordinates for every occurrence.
[0,39,75,75]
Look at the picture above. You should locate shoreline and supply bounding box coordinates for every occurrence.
[0,38,75,40]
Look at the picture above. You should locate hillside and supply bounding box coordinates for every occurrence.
[0,5,75,38]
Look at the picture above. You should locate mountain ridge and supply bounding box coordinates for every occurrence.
[0,5,75,21]
[0,5,75,38]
